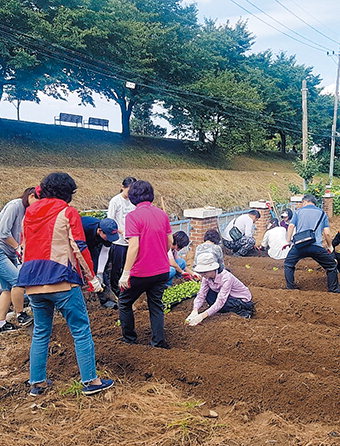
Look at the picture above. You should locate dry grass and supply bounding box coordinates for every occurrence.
[1,380,337,446]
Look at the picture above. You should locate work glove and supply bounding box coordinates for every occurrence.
[88,276,104,293]
[185,309,198,324]
[119,270,131,290]
[15,245,23,263]
[188,313,205,326]
[182,272,192,281]
[327,245,334,254]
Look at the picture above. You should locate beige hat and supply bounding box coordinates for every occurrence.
[194,253,219,273]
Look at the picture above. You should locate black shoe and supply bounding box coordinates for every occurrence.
[151,340,170,349]
[101,300,118,310]
[286,284,299,290]
[17,311,33,327]
[329,288,340,293]
[0,321,19,333]
[120,337,137,345]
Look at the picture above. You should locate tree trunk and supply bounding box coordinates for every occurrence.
[198,129,205,143]
[278,130,286,154]
[16,100,21,121]
[118,97,134,138]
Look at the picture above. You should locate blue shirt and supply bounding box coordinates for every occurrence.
[291,205,328,247]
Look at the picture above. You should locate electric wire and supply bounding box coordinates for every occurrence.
[0,26,333,140]
[242,0,332,51]
[272,0,340,46]
[228,0,330,52]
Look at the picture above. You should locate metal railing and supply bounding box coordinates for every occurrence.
[217,209,251,237]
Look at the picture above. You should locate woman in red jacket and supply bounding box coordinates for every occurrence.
[18,172,114,396]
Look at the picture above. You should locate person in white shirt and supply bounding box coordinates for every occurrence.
[260,218,291,260]
[222,210,260,256]
[107,177,137,295]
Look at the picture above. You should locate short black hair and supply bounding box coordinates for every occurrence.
[128,180,154,205]
[282,208,293,220]
[173,231,189,250]
[20,187,36,209]
[204,229,221,244]
[249,210,261,219]
[269,217,279,228]
[302,194,317,205]
[39,172,77,203]
[122,177,137,188]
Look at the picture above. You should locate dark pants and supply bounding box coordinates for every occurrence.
[110,245,128,296]
[206,289,255,318]
[284,244,339,292]
[118,272,169,346]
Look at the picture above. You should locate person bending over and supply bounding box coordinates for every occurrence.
[0,187,36,332]
[82,216,119,309]
[223,210,260,257]
[17,172,114,396]
[167,231,198,286]
[284,194,339,292]
[185,253,254,326]
[260,218,291,260]
[194,229,224,272]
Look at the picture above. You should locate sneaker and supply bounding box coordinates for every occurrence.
[0,321,18,333]
[101,300,118,310]
[151,340,170,349]
[17,311,33,327]
[82,378,115,396]
[29,379,53,397]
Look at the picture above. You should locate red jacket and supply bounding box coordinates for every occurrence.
[17,198,95,287]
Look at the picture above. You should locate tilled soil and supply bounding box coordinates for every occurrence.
[0,255,339,445]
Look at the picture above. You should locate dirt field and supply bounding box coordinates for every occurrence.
[1,251,339,445]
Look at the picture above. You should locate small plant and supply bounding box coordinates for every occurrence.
[162,281,201,313]
[80,210,107,219]
[60,380,83,397]
[293,159,320,186]
[288,183,302,195]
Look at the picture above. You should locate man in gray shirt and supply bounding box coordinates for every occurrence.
[284,194,339,292]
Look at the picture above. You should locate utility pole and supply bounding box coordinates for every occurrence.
[329,50,340,186]
[302,79,308,190]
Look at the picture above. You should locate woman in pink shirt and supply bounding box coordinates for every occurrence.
[118,181,173,348]
[186,253,254,326]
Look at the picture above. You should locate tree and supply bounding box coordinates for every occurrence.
[130,102,166,137]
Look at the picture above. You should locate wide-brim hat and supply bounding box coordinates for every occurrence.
[194,253,219,273]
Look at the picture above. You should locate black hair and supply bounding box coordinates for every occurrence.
[204,229,221,244]
[122,177,137,188]
[302,194,317,205]
[269,217,279,228]
[20,187,36,209]
[39,172,77,203]
[282,208,293,220]
[128,180,154,205]
[249,210,261,219]
[173,231,189,250]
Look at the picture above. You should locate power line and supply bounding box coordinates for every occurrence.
[285,0,340,40]
[228,0,330,52]
[272,0,340,46]
[0,26,333,140]
[242,0,332,52]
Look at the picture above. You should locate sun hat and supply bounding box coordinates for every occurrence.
[281,211,288,218]
[99,218,119,242]
[194,253,219,273]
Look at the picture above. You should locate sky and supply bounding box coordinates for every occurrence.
[1,0,339,131]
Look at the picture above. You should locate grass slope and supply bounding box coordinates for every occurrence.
[0,118,299,214]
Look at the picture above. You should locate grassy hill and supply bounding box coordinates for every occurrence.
[0,118,299,214]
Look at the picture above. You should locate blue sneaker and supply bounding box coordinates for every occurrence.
[82,379,115,396]
[29,379,53,396]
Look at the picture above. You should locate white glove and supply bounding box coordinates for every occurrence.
[89,276,103,293]
[119,270,130,290]
[188,313,205,326]
[185,309,198,324]
[97,272,104,285]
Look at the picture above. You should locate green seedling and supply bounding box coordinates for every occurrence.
[60,380,83,397]
[273,267,279,271]
[162,281,200,313]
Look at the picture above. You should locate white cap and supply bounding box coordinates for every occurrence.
[194,253,219,273]
[281,211,288,218]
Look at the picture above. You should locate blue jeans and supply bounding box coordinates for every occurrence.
[29,286,97,384]
[0,250,18,291]
[167,258,186,286]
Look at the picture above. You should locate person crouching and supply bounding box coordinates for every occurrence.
[185,253,254,326]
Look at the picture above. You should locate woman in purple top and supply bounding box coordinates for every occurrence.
[185,253,254,326]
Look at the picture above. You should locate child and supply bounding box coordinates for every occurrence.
[194,229,224,272]
[185,253,254,326]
